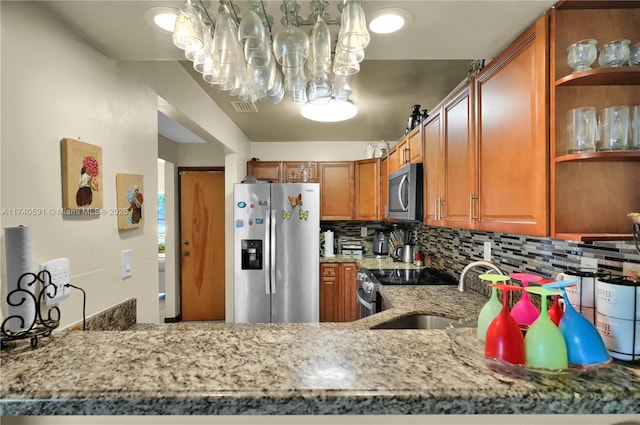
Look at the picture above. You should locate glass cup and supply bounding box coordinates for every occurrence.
[567,39,598,73]
[628,42,640,66]
[598,39,631,68]
[598,106,630,151]
[567,107,597,154]
[630,105,640,151]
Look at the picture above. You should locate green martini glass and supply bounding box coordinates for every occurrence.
[524,286,569,371]
[477,273,510,341]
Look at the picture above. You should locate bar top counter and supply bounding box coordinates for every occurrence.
[1,258,639,416]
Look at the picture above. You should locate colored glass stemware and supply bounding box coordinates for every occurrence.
[524,286,569,371]
[509,273,542,326]
[485,283,526,365]
[477,273,510,342]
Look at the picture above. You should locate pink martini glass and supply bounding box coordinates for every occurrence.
[509,273,542,326]
[485,283,526,365]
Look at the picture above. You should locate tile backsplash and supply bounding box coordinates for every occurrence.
[323,221,640,297]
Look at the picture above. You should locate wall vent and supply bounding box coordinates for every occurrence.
[231,101,259,113]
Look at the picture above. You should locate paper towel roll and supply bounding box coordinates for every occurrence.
[4,225,35,332]
[324,230,335,258]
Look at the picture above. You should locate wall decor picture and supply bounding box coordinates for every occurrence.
[116,173,144,230]
[61,138,103,210]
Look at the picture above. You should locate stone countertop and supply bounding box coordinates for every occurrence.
[320,254,424,270]
[1,287,639,416]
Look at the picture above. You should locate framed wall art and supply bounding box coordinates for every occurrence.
[116,173,144,230]
[61,138,103,210]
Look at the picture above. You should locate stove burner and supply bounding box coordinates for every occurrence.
[367,267,455,286]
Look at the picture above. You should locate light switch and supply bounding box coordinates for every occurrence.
[122,249,132,279]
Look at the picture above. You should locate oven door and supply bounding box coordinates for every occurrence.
[356,285,375,319]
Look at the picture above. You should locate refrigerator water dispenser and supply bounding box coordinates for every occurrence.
[241,239,263,270]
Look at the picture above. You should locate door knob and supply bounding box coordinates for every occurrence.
[183,241,190,246]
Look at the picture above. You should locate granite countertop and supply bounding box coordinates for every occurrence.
[1,282,639,416]
[320,254,424,270]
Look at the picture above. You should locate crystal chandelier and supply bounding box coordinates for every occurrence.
[171,0,369,118]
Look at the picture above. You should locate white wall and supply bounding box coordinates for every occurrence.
[0,2,159,326]
[251,141,392,162]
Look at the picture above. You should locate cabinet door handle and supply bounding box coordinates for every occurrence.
[434,197,439,220]
[469,193,479,221]
[439,197,445,221]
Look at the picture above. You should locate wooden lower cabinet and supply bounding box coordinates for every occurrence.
[319,263,358,322]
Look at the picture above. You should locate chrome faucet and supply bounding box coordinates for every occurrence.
[458,260,506,292]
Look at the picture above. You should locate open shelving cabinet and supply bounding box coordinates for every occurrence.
[550,2,640,241]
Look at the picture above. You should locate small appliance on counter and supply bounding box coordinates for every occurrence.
[372,231,389,256]
[340,242,364,258]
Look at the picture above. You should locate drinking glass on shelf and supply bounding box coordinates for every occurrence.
[567,107,597,154]
[567,39,597,73]
[630,105,640,151]
[598,39,631,68]
[598,106,629,151]
[630,42,640,66]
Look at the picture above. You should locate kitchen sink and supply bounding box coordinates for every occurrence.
[371,314,455,330]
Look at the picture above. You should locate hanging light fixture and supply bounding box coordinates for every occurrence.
[169,0,369,120]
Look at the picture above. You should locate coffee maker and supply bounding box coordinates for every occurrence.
[373,231,389,256]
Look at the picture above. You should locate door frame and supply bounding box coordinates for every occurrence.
[177,166,225,321]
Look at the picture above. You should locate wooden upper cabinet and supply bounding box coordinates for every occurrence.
[380,156,389,221]
[246,161,282,182]
[443,82,477,229]
[319,162,354,220]
[550,5,640,241]
[355,158,380,220]
[397,137,410,167]
[475,14,549,237]
[283,162,318,183]
[388,145,400,173]
[407,125,423,163]
[423,109,444,225]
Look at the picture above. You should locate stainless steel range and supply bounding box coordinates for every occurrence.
[356,268,456,319]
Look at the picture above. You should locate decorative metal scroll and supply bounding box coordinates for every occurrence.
[1,270,60,349]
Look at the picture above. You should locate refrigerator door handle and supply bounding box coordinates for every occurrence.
[270,208,277,294]
[264,206,271,295]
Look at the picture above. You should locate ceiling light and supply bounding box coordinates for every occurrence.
[144,7,178,32]
[301,100,358,122]
[368,8,412,34]
[168,0,369,106]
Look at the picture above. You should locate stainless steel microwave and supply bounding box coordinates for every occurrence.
[387,163,423,221]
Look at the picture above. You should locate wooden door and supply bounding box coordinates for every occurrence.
[180,170,225,321]
[355,158,380,220]
[407,125,423,163]
[475,15,549,236]
[443,83,477,230]
[319,264,338,322]
[338,263,358,322]
[388,146,399,173]
[319,162,354,220]
[423,110,444,225]
[246,161,282,182]
[380,157,388,220]
[396,138,409,167]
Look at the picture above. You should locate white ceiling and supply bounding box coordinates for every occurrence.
[44,0,557,143]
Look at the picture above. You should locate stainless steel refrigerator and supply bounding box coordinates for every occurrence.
[233,183,320,323]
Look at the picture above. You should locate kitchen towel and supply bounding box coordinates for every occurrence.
[324,230,335,258]
[4,225,35,332]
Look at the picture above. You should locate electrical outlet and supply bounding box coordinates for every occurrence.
[360,227,368,237]
[40,258,70,305]
[483,241,492,262]
[122,249,133,279]
[581,257,598,270]
[623,262,640,279]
